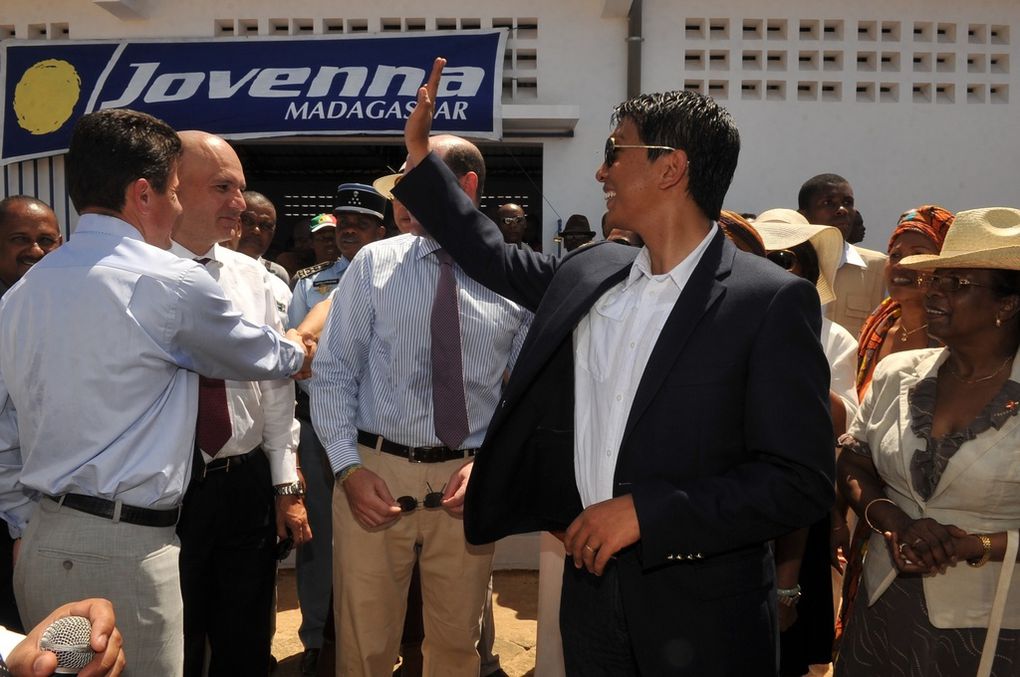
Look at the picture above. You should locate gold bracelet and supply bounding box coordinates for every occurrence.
[863,497,896,534]
[337,463,363,484]
[967,534,992,568]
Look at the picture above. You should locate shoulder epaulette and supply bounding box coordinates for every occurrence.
[294,260,334,280]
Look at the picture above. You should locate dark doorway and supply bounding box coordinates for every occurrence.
[233,139,544,254]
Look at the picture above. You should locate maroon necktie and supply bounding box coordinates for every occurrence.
[431,249,470,449]
[194,258,231,456]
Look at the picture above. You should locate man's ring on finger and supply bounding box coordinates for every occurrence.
[913,537,924,547]
[584,544,595,553]
[898,542,908,555]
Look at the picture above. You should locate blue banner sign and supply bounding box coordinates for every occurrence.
[1,30,506,164]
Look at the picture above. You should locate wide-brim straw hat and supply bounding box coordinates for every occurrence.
[752,208,843,306]
[899,207,1020,270]
[372,173,401,201]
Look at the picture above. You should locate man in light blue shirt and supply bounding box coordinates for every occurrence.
[310,135,530,677]
[0,109,307,676]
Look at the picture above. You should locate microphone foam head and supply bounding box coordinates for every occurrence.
[40,615,95,673]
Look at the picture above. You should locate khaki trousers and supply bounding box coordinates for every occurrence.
[333,445,494,677]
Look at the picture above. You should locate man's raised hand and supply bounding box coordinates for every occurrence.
[405,57,446,167]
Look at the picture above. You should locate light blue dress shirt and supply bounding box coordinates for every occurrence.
[288,257,350,328]
[310,234,531,475]
[0,214,305,536]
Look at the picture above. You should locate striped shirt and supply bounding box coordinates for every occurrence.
[310,233,532,474]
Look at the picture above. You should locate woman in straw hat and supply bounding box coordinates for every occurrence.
[854,206,955,400]
[836,207,1020,677]
[754,209,857,677]
[835,205,955,649]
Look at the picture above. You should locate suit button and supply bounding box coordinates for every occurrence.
[500,400,508,409]
[63,560,73,570]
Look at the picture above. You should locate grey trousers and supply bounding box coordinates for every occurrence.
[14,498,184,676]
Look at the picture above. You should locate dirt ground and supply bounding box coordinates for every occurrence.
[272,569,539,677]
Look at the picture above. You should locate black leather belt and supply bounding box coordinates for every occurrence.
[201,446,260,477]
[357,430,476,463]
[49,494,180,528]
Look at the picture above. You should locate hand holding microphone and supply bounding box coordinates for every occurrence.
[39,616,94,674]
[5,598,124,676]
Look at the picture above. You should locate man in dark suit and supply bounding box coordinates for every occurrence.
[393,59,835,676]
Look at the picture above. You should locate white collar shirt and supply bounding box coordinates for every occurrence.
[170,241,299,485]
[310,234,532,473]
[841,241,866,269]
[0,214,303,536]
[573,225,717,507]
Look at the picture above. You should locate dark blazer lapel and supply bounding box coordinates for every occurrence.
[501,244,637,404]
[619,231,732,446]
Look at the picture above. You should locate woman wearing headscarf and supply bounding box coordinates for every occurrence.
[855,206,955,399]
[835,207,1020,677]
[836,206,955,646]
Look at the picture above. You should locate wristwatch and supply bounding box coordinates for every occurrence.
[776,584,802,607]
[274,481,306,497]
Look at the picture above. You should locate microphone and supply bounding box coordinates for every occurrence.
[39,616,95,674]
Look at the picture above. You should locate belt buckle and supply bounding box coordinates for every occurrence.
[200,458,229,480]
[407,446,425,463]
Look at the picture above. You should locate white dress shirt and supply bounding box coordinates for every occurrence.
[821,317,860,421]
[265,272,292,327]
[310,234,532,474]
[573,226,717,507]
[839,240,866,270]
[0,214,304,536]
[171,242,299,485]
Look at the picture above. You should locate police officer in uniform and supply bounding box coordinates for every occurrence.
[289,185,388,328]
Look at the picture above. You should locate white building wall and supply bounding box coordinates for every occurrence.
[2,0,1019,250]
[641,0,1020,251]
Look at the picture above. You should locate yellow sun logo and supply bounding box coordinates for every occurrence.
[13,59,82,135]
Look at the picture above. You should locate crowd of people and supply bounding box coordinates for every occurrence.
[0,53,1016,677]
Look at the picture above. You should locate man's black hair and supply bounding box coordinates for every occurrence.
[612,90,740,220]
[797,173,850,211]
[67,108,181,213]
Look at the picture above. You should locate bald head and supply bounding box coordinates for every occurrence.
[174,131,247,254]
[496,203,526,244]
[431,134,486,206]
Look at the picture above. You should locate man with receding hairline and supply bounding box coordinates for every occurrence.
[0,195,62,635]
[0,196,62,298]
[172,130,310,677]
[310,133,530,677]
[238,190,292,322]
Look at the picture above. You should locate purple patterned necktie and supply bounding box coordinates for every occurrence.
[431,249,470,449]
[194,258,231,456]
